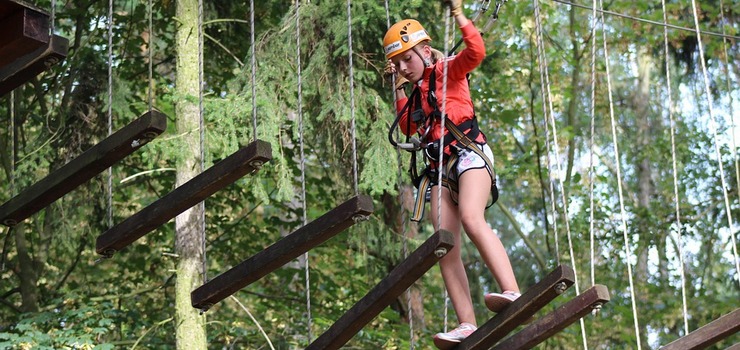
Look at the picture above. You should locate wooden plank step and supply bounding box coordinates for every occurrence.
[190,194,374,311]
[490,284,611,350]
[0,33,67,96]
[0,5,49,67]
[0,110,168,226]
[306,230,455,350]
[453,265,576,350]
[95,139,272,257]
[0,0,65,96]
[661,308,740,350]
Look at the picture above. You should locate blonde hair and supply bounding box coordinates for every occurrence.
[419,41,445,64]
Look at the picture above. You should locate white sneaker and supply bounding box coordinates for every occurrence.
[433,322,477,349]
[484,290,521,313]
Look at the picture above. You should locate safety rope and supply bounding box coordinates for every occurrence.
[597,0,641,347]
[531,1,560,264]
[383,2,414,347]
[50,0,55,36]
[437,8,453,333]
[532,1,587,348]
[719,0,738,212]
[107,0,113,230]
[548,0,740,41]
[9,90,14,198]
[5,92,15,271]
[689,0,740,286]
[347,0,358,195]
[588,0,597,288]
[251,0,257,142]
[660,0,689,337]
[295,0,312,343]
[197,0,207,284]
[148,0,153,111]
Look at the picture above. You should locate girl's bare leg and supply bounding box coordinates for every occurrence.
[457,168,519,293]
[431,185,476,325]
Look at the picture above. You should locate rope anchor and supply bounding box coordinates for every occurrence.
[554,281,568,294]
[434,247,448,258]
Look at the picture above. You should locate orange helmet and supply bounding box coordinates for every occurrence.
[383,19,431,60]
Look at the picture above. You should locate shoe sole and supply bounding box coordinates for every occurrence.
[485,294,516,313]
[433,336,460,350]
[485,294,535,324]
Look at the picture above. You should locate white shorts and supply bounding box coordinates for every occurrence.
[456,143,494,176]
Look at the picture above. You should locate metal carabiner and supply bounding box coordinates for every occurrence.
[482,1,507,33]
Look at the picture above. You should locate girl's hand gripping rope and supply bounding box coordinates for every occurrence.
[443,0,464,17]
[385,60,408,91]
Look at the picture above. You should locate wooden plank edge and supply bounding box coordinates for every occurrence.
[191,194,374,310]
[661,308,740,350]
[95,139,272,256]
[455,265,576,350]
[306,230,455,350]
[0,110,167,226]
[0,34,68,96]
[0,8,50,67]
[491,285,611,350]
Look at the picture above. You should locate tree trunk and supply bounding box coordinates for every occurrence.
[175,0,207,347]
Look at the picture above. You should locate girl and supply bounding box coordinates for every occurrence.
[383,1,522,348]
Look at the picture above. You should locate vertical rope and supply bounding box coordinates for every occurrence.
[689,0,740,284]
[660,0,689,336]
[588,0,597,288]
[383,2,413,347]
[598,0,641,347]
[147,0,153,111]
[347,0,358,195]
[295,0,311,343]
[9,91,15,199]
[107,0,114,230]
[719,0,739,210]
[5,91,15,271]
[50,0,56,36]
[197,0,207,284]
[532,1,560,264]
[251,0,257,142]
[532,1,587,347]
[437,9,453,332]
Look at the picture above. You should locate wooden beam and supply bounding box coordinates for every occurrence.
[190,195,374,310]
[661,308,740,350]
[306,230,455,350]
[454,265,576,350]
[95,140,272,256]
[0,7,49,67]
[0,33,67,96]
[490,285,611,350]
[0,110,168,226]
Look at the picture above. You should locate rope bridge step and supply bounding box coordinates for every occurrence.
[0,110,167,227]
[306,230,455,350]
[95,139,272,257]
[0,0,67,96]
[660,308,739,350]
[190,194,374,311]
[490,285,611,350]
[454,264,577,350]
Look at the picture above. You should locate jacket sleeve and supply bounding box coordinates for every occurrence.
[448,22,485,80]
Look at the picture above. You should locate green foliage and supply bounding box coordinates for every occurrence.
[0,303,117,350]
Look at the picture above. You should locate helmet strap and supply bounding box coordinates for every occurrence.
[412,46,431,68]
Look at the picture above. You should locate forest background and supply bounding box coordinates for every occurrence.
[0,0,738,349]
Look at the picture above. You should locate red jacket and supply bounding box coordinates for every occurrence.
[395,22,486,145]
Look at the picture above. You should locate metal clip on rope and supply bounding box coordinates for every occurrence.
[396,137,422,151]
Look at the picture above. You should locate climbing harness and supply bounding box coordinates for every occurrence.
[389,68,498,222]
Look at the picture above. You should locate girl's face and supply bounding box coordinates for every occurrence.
[391,45,430,83]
